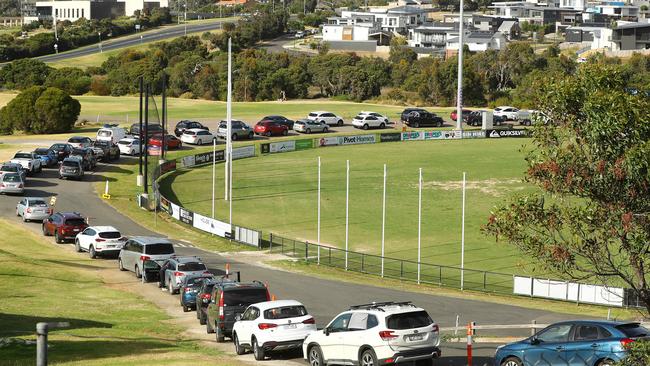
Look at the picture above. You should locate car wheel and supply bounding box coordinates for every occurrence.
[234,333,246,355]
[308,345,324,366]
[437,120,443,127]
[337,119,343,126]
[199,311,207,325]
[282,129,288,136]
[247,132,254,139]
[206,319,215,334]
[252,338,265,360]
[413,122,420,128]
[379,123,385,129]
[216,328,225,343]
[183,304,190,312]
[231,133,238,141]
[198,139,203,146]
[118,258,125,271]
[305,128,311,134]
[75,240,82,252]
[42,225,49,236]
[54,230,63,244]
[22,214,27,222]
[135,265,142,278]
[501,357,523,366]
[360,349,378,366]
[89,245,96,259]
[597,360,615,366]
[323,127,328,133]
[363,124,369,130]
[168,280,174,294]
[525,120,531,126]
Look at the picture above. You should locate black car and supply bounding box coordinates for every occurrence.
[196,278,219,326]
[400,108,425,122]
[260,115,294,130]
[129,123,165,137]
[49,143,73,161]
[174,120,208,137]
[402,109,444,128]
[70,148,97,171]
[92,140,120,162]
[206,280,270,342]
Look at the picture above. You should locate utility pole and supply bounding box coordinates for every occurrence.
[456,0,465,131]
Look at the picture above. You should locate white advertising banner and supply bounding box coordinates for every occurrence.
[402,132,424,141]
[338,134,376,145]
[318,137,339,147]
[232,145,255,159]
[171,202,181,220]
[182,155,196,167]
[462,130,486,139]
[192,213,231,238]
[442,130,462,139]
[270,140,296,153]
[423,131,444,140]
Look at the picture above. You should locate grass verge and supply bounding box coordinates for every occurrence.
[0,218,237,366]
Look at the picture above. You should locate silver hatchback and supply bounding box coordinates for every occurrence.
[16,197,51,222]
[0,173,24,195]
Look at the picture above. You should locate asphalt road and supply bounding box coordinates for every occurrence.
[0,151,586,366]
[36,20,226,64]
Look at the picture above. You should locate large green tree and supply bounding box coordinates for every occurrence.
[0,58,52,90]
[0,87,80,134]
[484,64,650,313]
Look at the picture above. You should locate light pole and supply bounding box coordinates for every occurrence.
[456,0,465,131]
[53,43,58,53]
[98,32,102,52]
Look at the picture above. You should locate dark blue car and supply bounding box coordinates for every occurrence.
[180,275,213,312]
[34,148,57,168]
[494,320,649,366]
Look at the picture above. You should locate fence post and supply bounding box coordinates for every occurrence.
[531,320,537,336]
[483,272,487,290]
[361,254,364,273]
[269,233,273,253]
[467,322,473,366]
[36,323,48,366]
[400,261,404,279]
[328,247,331,265]
[293,240,296,257]
[305,242,309,261]
[439,266,442,286]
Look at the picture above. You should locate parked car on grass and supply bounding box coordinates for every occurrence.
[1,162,26,182]
[402,109,444,128]
[118,237,175,280]
[49,143,73,161]
[494,320,650,366]
[217,120,254,141]
[58,158,84,180]
[10,151,42,174]
[352,114,387,130]
[233,300,316,360]
[75,226,127,259]
[67,136,93,149]
[0,173,25,195]
[92,140,120,161]
[254,121,289,137]
[260,116,294,130]
[96,127,128,145]
[42,212,88,244]
[70,148,96,171]
[130,123,164,137]
[450,109,472,122]
[303,301,441,366]
[493,106,519,121]
[206,281,270,342]
[294,119,328,134]
[180,275,214,312]
[149,134,183,150]
[16,197,51,222]
[181,129,217,145]
[358,111,390,124]
[307,111,344,126]
[163,256,210,294]
[117,138,143,156]
[174,120,208,137]
[34,148,58,168]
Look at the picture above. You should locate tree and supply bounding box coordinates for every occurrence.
[0,87,80,134]
[0,86,45,133]
[0,58,52,90]
[44,67,91,95]
[483,64,650,314]
[616,340,650,365]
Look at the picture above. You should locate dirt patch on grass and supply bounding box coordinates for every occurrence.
[419,179,525,196]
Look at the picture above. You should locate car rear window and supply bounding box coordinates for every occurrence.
[187,277,210,286]
[616,323,649,337]
[264,305,308,320]
[62,161,79,167]
[308,113,318,117]
[184,131,196,135]
[97,130,112,137]
[29,199,47,206]
[35,148,50,155]
[386,311,433,330]
[118,140,132,145]
[2,165,18,172]
[51,144,66,150]
[68,137,84,143]
[178,262,207,271]
[145,243,175,255]
[3,174,21,182]
[99,231,121,239]
[223,288,268,306]
[65,218,86,226]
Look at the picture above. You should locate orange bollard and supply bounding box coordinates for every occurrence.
[271,294,277,301]
[467,322,473,366]
[225,263,230,276]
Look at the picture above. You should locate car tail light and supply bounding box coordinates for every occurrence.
[258,323,278,330]
[203,271,212,275]
[385,358,394,364]
[26,208,32,213]
[174,271,183,277]
[266,290,271,301]
[302,317,315,324]
[184,287,192,292]
[18,184,23,188]
[201,293,211,300]
[0,184,4,188]
[379,330,398,341]
[95,238,105,242]
[140,255,150,262]
[48,208,53,214]
[218,291,224,321]
[432,324,439,333]
[621,338,635,348]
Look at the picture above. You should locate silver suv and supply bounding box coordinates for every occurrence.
[118,237,175,279]
[163,256,210,294]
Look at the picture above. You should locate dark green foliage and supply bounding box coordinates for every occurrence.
[0,58,52,90]
[0,87,80,134]
[44,67,91,95]
[616,340,650,366]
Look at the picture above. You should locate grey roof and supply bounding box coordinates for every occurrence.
[447,31,500,43]
[387,5,430,14]
[498,20,518,32]
[615,22,650,30]
[131,236,172,244]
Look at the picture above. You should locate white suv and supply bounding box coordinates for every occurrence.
[303,301,440,366]
[75,226,127,259]
[493,106,519,121]
[232,300,316,360]
[352,114,387,130]
[307,111,345,126]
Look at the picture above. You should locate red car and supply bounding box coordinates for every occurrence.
[450,109,472,122]
[42,211,88,244]
[254,121,289,137]
[149,134,182,150]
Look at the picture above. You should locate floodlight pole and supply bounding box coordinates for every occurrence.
[227,37,233,226]
[317,156,321,265]
[461,172,467,290]
[143,84,149,195]
[138,77,143,180]
[456,0,465,131]
[381,164,386,277]
[161,74,166,159]
[417,167,422,284]
[211,138,216,219]
[345,159,349,271]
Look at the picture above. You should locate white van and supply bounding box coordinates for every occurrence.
[96,127,128,144]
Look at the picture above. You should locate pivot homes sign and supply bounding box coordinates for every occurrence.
[339,135,376,145]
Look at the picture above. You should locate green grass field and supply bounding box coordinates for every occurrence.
[161,138,542,277]
[0,219,237,366]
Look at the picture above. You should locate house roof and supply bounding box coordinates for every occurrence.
[447,31,502,44]
[615,22,650,30]
[386,5,430,14]
[498,20,518,32]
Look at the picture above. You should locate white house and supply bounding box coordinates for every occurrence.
[408,22,458,49]
[446,31,507,51]
[32,0,169,22]
[340,5,430,35]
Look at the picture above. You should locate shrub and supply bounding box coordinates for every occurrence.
[90,75,111,96]
[0,86,80,134]
[44,67,91,95]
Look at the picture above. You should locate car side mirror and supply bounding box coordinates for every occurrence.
[235,314,242,322]
[324,327,330,336]
[530,337,540,345]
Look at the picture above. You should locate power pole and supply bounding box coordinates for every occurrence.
[456,0,465,131]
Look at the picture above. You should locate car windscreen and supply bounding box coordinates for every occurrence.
[62,161,79,167]
[616,323,649,337]
[98,231,121,239]
[68,137,85,143]
[51,144,66,150]
[28,199,48,207]
[184,131,196,135]
[118,140,132,145]
[13,153,31,159]
[3,174,21,182]
[308,113,318,117]
[264,305,308,319]
[178,262,207,271]
[97,130,112,137]
[144,243,175,255]
[386,311,433,330]
[65,218,86,226]
[35,149,50,155]
[1,165,18,172]
[223,288,268,306]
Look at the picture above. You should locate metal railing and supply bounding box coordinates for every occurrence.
[269,234,514,295]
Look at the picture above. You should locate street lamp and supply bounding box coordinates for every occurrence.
[53,43,58,54]
[98,32,102,52]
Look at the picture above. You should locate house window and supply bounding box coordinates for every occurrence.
[81,9,84,18]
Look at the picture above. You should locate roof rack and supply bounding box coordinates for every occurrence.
[349,301,415,312]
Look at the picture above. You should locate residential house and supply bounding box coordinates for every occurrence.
[31,0,168,21]
[446,31,507,52]
[340,5,430,35]
[472,14,521,39]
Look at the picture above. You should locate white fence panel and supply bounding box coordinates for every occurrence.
[514,276,624,307]
[513,276,532,296]
[234,226,260,248]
